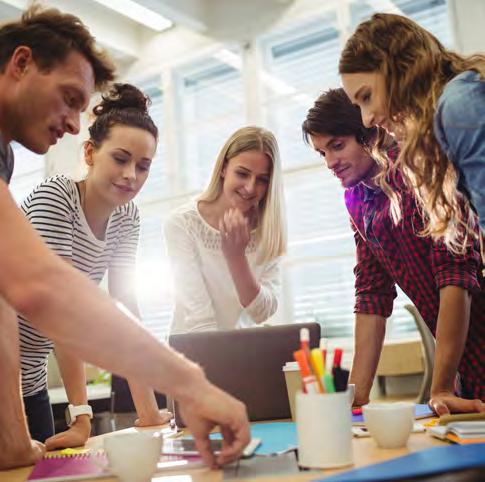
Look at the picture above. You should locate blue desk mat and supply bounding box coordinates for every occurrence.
[209,422,297,456]
[208,404,434,455]
[315,444,485,482]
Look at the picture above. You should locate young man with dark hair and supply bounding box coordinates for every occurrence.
[302,88,484,415]
[0,7,249,470]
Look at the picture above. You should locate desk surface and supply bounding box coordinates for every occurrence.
[0,418,447,482]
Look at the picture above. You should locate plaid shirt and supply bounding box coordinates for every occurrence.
[345,181,485,400]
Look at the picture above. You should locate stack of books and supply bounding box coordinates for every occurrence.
[428,421,485,444]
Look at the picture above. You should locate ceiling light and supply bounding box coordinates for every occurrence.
[92,0,173,32]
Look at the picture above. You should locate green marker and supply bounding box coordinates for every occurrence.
[323,372,336,393]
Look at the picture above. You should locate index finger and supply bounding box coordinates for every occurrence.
[217,420,251,465]
[429,399,450,416]
[193,434,217,469]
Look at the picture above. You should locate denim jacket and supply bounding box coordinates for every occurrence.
[434,70,485,234]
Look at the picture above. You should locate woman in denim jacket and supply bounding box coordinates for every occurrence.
[338,13,485,263]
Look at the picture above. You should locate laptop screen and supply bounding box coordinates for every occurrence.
[168,323,321,426]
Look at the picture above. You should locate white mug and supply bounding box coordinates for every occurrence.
[363,402,414,449]
[104,431,162,482]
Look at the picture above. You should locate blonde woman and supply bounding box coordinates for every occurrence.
[338,13,485,259]
[165,126,287,334]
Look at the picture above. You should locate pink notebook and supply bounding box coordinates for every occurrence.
[28,451,205,481]
[28,452,110,481]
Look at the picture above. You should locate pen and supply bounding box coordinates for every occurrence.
[294,349,320,394]
[438,412,485,425]
[319,338,327,373]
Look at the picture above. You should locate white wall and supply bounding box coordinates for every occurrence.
[449,0,485,54]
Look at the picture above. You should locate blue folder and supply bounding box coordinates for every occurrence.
[315,444,485,482]
[352,403,434,424]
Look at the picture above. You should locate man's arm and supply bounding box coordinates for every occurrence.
[349,313,386,406]
[0,181,250,466]
[430,285,485,414]
[347,215,395,406]
[0,296,44,469]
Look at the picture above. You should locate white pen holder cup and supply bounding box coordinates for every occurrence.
[296,390,353,469]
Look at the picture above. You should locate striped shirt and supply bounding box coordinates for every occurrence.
[19,175,140,397]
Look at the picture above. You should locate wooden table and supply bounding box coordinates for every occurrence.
[0,417,449,482]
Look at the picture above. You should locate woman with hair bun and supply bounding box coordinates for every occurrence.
[18,83,171,448]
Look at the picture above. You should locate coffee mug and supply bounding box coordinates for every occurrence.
[104,431,162,482]
[363,402,414,449]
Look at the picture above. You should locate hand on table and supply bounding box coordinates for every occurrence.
[0,439,45,470]
[429,391,485,416]
[135,410,173,427]
[45,417,91,451]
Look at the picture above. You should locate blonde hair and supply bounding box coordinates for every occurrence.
[339,13,484,254]
[198,126,287,263]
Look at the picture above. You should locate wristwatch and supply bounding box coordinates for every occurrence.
[65,404,93,427]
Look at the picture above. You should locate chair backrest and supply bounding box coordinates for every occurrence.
[168,322,321,426]
[404,304,435,404]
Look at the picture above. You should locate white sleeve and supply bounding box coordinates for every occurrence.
[244,256,281,323]
[164,213,218,332]
[21,177,74,258]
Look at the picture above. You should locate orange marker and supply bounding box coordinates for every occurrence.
[294,349,320,394]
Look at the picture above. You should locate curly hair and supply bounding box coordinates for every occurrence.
[339,13,484,253]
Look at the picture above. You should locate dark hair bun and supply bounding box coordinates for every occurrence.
[93,83,150,116]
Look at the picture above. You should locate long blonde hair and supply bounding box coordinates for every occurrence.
[339,13,484,253]
[198,126,287,263]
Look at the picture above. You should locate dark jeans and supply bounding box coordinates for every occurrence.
[23,389,55,443]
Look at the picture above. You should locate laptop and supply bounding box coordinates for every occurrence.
[168,322,321,426]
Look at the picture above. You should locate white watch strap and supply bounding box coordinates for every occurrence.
[71,404,93,419]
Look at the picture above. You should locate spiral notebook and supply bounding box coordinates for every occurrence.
[27,451,110,481]
[28,449,205,481]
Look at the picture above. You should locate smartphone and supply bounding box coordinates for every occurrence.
[162,438,222,456]
[161,437,261,458]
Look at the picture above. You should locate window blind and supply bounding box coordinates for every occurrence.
[130,0,453,341]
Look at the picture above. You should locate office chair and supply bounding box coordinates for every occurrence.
[404,304,436,404]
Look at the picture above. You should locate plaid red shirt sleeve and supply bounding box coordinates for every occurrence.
[351,219,397,318]
[430,237,482,293]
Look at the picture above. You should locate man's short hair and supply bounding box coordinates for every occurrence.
[302,88,376,145]
[0,5,115,89]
